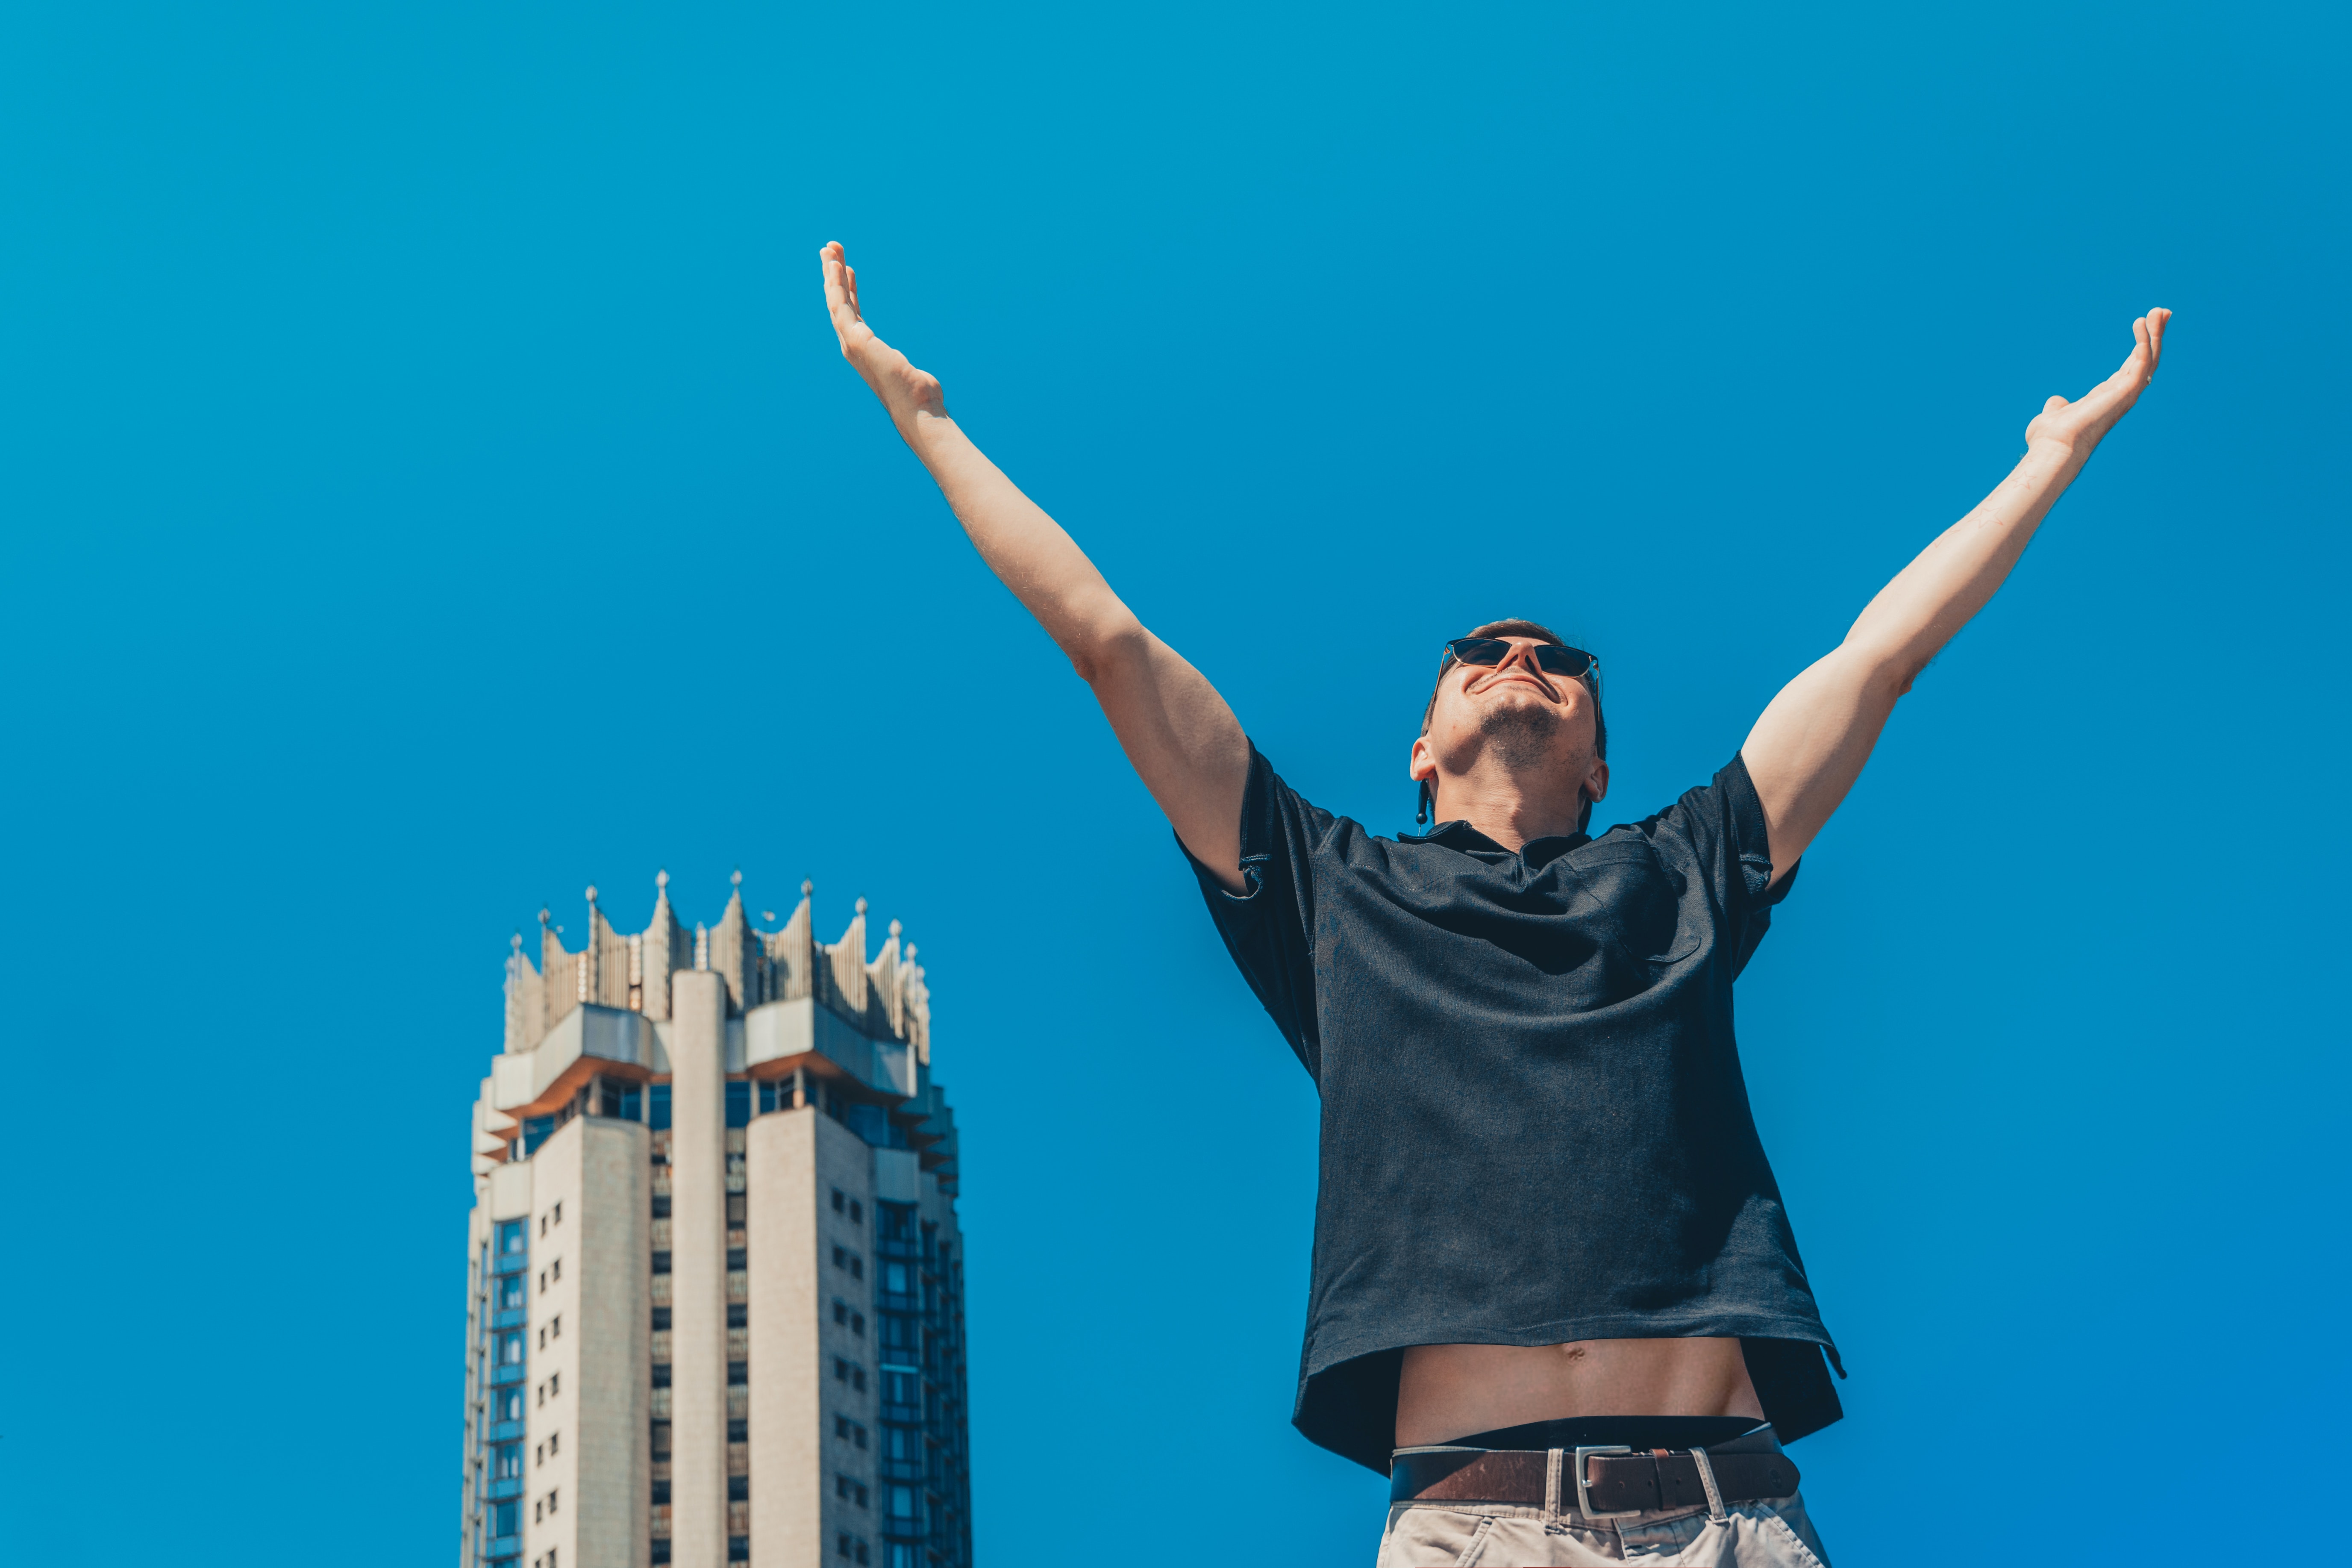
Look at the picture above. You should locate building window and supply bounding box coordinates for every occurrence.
[728,1539,749,1563]
[836,1474,870,1508]
[850,1256,863,1280]
[552,1315,562,1339]
[832,1189,845,1213]
[726,1193,746,1227]
[853,1366,866,1393]
[652,1251,673,1275]
[499,1332,525,1365]
[728,1475,749,1502]
[728,1418,747,1442]
[726,1248,747,1270]
[498,1219,526,1256]
[493,1443,523,1479]
[728,1362,748,1386]
[724,1081,750,1128]
[833,1299,847,1325]
[552,1258,561,1283]
[553,1202,562,1226]
[650,1083,672,1131]
[727,1303,747,1329]
[490,1500,518,1538]
[548,1431,559,1456]
[653,1307,672,1331]
[599,1077,642,1121]
[547,1488,559,1514]
[498,1274,525,1309]
[494,1386,523,1423]
[550,1372,559,1397]
[853,1312,865,1337]
[849,1199,863,1224]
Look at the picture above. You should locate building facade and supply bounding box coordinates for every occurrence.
[460,874,971,1568]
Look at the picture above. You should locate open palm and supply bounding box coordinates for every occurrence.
[821,241,947,431]
[2024,309,2172,454]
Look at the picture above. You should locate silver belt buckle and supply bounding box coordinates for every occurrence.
[1574,1445,1643,1521]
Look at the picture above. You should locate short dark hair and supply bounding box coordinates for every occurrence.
[1419,618,1606,830]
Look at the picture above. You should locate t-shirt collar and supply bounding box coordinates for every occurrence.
[1398,819,1591,868]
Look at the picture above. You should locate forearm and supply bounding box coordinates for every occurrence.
[1744,439,2087,877]
[1841,438,2084,681]
[898,407,1250,880]
[902,411,1140,677]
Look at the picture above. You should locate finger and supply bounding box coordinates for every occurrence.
[832,242,861,315]
[2044,394,2070,413]
[844,263,860,317]
[2145,307,2170,373]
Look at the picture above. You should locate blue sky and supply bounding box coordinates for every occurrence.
[1,2,2345,1562]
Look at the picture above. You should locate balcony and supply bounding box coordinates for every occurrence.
[485,1476,523,1501]
[489,1362,525,1386]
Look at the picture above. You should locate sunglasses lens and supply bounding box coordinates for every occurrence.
[1445,638,1509,667]
[1532,645,1594,678]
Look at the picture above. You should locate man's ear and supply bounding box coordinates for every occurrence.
[1408,735,1436,783]
[1584,757,1610,804]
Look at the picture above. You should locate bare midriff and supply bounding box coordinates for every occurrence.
[1394,1337,1767,1448]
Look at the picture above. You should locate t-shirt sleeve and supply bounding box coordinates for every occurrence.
[1641,752,1797,978]
[1178,743,1330,1080]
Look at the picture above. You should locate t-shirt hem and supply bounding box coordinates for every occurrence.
[1303,1311,1835,1377]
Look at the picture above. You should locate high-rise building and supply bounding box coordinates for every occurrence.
[460,873,970,1568]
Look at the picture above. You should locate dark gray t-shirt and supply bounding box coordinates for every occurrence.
[1185,746,1843,1474]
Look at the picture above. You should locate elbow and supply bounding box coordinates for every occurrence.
[1065,616,1148,687]
[1834,635,1930,703]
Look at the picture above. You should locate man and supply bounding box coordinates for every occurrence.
[820,240,2167,1566]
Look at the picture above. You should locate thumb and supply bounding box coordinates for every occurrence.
[2042,395,2070,414]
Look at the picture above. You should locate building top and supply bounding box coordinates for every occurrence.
[480,872,957,1189]
[504,872,932,1062]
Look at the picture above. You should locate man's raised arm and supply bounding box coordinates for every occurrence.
[1741,309,2173,884]
[820,242,1250,888]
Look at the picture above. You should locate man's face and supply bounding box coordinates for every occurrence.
[1411,636,1606,812]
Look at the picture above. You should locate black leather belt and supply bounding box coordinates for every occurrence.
[1391,1435,1799,1520]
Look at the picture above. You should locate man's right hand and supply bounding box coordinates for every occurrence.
[822,241,947,437]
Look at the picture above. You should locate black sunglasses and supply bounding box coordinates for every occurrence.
[1440,637,1599,681]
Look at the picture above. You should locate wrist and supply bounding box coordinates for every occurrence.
[2022,435,2089,473]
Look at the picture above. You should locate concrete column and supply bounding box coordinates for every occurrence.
[668,971,729,1567]
[746,1106,823,1565]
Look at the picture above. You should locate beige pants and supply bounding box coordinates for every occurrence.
[1374,1491,1831,1567]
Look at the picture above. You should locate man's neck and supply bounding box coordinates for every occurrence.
[1433,778,1585,851]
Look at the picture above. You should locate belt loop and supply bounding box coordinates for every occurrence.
[1689,1445,1729,1524]
[1545,1448,1564,1519]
